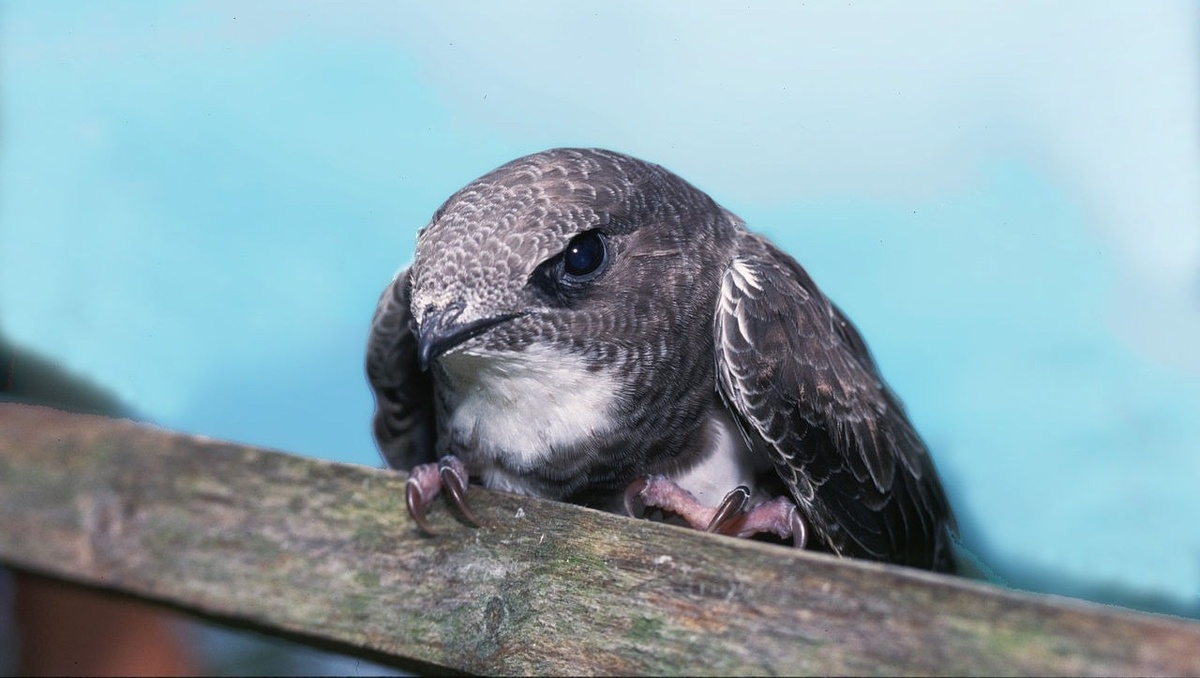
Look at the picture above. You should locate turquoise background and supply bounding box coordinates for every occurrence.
[2,1,1197,620]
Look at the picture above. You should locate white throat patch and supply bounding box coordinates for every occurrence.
[438,343,619,471]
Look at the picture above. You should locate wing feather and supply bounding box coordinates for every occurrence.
[365,267,437,470]
[714,234,956,571]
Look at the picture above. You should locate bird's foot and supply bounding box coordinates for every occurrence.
[405,455,483,535]
[624,475,808,548]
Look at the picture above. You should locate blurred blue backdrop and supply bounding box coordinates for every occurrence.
[2,0,1197,630]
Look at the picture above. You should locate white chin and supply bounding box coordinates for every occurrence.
[441,344,620,469]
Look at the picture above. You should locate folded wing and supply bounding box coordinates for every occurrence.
[366,268,437,470]
[714,234,956,571]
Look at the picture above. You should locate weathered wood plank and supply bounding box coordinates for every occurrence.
[0,402,1198,676]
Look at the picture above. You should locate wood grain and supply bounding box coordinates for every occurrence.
[1,402,1198,676]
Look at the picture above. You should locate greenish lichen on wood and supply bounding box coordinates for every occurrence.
[1,402,1199,676]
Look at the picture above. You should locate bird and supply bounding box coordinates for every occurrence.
[366,147,958,573]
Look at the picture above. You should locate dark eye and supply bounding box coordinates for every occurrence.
[562,230,608,281]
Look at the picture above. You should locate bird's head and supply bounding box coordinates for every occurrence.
[407,148,739,375]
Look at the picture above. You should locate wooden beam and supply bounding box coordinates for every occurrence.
[1,402,1198,676]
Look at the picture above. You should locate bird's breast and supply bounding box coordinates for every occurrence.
[669,407,775,506]
[437,344,621,481]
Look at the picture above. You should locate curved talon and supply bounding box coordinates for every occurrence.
[790,509,808,550]
[623,476,650,518]
[405,479,437,536]
[706,485,751,533]
[439,465,483,527]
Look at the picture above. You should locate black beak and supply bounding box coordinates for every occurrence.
[417,305,521,371]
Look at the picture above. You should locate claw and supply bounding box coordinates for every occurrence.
[623,476,650,518]
[406,479,437,536]
[790,508,808,550]
[439,460,483,527]
[705,485,751,533]
[403,457,479,534]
